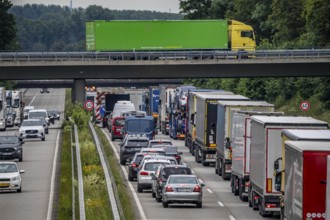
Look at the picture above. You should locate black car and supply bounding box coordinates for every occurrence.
[0,134,24,162]
[119,135,149,165]
[47,110,60,121]
[152,164,192,202]
[128,152,149,181]
[102,111,111,128]
[164,146,183,164]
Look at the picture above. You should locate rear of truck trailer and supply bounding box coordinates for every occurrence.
[284,141,330,220]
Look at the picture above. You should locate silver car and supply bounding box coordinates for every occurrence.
[162,174,204,208]
[0,161,25,192]
[137,158,171,193]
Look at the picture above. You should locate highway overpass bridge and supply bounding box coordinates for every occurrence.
[1,49,329,102]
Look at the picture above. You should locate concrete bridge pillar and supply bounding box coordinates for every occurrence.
[72,79,85,104]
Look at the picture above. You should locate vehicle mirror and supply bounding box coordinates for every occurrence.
[20,170,25,174]
[200,183,205,187]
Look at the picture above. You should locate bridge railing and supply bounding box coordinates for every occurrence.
[0,49,329,62]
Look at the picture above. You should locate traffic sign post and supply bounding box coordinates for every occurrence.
[299,100,310,112]
[84,100,94,111]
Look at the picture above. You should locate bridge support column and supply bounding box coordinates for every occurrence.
[72,79,85,104]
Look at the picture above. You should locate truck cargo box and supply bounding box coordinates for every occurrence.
[284,141,330,220]
[249,116,328,215]
[216,101,275,179]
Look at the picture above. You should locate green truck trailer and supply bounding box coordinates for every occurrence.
[86,20,255,52]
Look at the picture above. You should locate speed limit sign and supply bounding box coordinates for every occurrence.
[299,100,310,111]
[84,100,94,111]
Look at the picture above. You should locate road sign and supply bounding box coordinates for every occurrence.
[100,105,105,117]
[299,100,310,111]
[84,100,94,111]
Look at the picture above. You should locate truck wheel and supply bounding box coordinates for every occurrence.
[195,148,201,163]
[252,191,259,211]
[258,197,271,217]
[234,177,239,196]
[231,176,235,193]
[217,159,222,176]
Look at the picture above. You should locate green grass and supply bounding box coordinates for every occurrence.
[95,126,135,220]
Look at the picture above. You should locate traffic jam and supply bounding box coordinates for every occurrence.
[90,85,330,219]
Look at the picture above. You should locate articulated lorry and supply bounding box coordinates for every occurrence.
[12,90,24,126]
[158,85,176,135]
[215,101,275,180]
[249,116,328,217]
[169,85,196,140]
[231,111,284,201]
[86,20,256,52]
[0,87,7,131]
[185,90,233,153]
[274,129,330,218]
[284,141,330,220]
[194,94,249,166]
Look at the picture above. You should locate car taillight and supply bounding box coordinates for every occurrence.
[175,155,181,159]
[193,186,201,192]
[140,171,149,176]
[131,163,137,167]
[159,178,163,184]
[266,203,277,208]
[165,185,173,192]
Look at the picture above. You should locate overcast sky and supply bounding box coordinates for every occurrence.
[11,0,181,13]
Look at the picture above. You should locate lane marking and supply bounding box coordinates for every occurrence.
[47,131,60,220]
[217,201,224,207]
[28,95,36,106]
[229,215,236,220]
[207,188,213,194]
[101,129,147,220]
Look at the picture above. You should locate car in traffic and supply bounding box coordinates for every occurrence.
[119,135,149,165]
[152,164,193,202]
[40,88,50,93]
[0,161,25,193]
[6,110,14,127]
[164,146,183,164]
[23,106,34,119]
[19,119,46,141]
[0,134,24,162]
[109,116,125,141]
[102,111,111,128]
[47,110,60,121]
[137,158,171,193]
[28,109,51,125]
[162,174,204,208]
[147,139,173,148]
[140,147,166,157]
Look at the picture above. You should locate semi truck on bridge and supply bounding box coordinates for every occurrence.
[86,20,256,53]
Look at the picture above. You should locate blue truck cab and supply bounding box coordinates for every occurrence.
[123,115,155,140]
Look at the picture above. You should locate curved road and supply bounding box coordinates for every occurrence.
[0,88,64,220]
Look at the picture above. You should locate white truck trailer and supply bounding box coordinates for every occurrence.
[0,87,7,131]
[215,101,275,180]
[158,85,176,135]
[231,111,284,201]
[12,90,24,126]
[249,116,328,217]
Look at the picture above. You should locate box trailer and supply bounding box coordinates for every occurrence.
[284,141,330,220]
[231,111,284,201]
[216,101,275,180]
[274,129,330,218]
[194,94,249,166]
[185,90,233,153]
[249,116,328,217]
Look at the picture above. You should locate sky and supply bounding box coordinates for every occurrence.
[11,0,181,13]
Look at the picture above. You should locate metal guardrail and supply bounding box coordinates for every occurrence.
[0,49,329,61]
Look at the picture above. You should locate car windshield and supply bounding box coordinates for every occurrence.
[12,99,20,108]
[126,140,149,147]
[0,164,18,173]
[21,120,43,126]
[149,142,172,147]
[144,162,165,171]
[162,167,192,179]
[164,147,178,154]
[29,112,47,118]
[0,136,19,144]
[115,119,125,126]
[168,176,197,184]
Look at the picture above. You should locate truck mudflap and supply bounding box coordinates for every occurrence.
[205,153,216,162]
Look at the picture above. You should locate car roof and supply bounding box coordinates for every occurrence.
[0,161,17,165]
[141,147,165,152]
[168,174,197,178]
[143,159,171,163]
[163,164,189,168]
[149,139,172,143]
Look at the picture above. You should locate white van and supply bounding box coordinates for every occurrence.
[28,109,50,125]
[112,101,135,118]
[23,106,34,119]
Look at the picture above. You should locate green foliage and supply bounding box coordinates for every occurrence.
[179,0,213,19]
[0,0,18,50]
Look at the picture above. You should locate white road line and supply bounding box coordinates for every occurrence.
[47,131,60,220]
[101,129,147,220]
[207,188,213,194]
[28,95,36,106]
[217,201,225,207]
[229,215,236,220]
